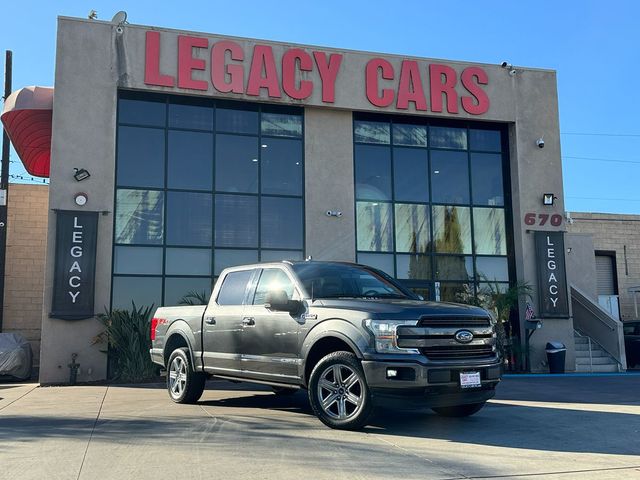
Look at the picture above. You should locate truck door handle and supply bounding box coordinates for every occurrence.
[242,317,255,327]
[205,316,216,325]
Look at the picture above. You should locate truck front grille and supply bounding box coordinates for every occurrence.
[397,316,496,361]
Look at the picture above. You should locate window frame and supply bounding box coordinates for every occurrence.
[353,113,515,305]
[111,91,305,310]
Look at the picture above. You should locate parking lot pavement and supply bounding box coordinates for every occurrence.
[1,376,639,480]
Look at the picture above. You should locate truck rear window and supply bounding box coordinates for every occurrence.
[217,270,254,305]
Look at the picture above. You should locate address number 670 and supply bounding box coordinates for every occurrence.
[524,213,563,226]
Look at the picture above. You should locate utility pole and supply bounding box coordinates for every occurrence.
[0,50,12,332]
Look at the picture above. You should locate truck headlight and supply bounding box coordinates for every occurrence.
[364,320,420,354]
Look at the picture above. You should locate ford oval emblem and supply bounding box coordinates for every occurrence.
[455,330,474,344]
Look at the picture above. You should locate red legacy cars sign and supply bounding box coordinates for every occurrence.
[144,31,490,115]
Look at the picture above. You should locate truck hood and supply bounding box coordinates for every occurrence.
[311,298,490,319]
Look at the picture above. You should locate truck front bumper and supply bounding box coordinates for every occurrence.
[361,359,501,408]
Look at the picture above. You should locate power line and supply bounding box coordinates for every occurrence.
[567,196,640,202]
[8,173,48,184]
[563,155,640,165]
[561,132,640,137]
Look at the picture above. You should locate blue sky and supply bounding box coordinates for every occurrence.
[2,1,639,213]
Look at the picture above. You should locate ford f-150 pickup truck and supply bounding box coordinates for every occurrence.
[150,261,501,429]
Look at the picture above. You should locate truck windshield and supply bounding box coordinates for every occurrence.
[291,263,415,300]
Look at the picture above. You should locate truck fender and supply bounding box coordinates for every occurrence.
[298,319,371,381]
[164,320,198,369]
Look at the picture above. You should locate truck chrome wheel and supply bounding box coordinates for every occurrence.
[169,356,188,399]
[317,364,364,420]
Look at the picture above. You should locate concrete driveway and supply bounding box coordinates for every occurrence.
[1,375,639,480]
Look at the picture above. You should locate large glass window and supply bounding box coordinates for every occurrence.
[354,116,510,302]
[113,93,304,309]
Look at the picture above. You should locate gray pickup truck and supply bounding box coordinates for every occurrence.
[150,261,501,429]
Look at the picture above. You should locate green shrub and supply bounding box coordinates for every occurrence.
[95,303,159,382]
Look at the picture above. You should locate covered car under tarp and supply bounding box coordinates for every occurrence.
[0,333,33,380]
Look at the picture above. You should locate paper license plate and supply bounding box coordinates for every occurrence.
[460,371,481,389]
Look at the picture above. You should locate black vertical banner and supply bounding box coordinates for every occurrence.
[50,211,99,320]
[535,231,569,318]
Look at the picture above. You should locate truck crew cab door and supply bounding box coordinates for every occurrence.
[240,267,303,381]
[202,268,256,375]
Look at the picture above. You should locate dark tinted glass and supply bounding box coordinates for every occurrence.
[469,129,501,152]
[396,254,431,279]
[253,269,295,304]
[261,138,303,196]
[118,98,166,127]
[165,248,211,276]
[166,192,212,246]
[164,277,212,306]
[215,195,258,247]
[260,250,304,262]
[355,145,392,200]
[113,247,163,275]
[435,256,473,281]
[168,103,213,130]
[216,108,258,134]
[356,202,393,252]
[354,121,390,144]
[261,197,303,249]
[357,253,395,277]
[117,127,165,188]
[438,282,473,303]
[432,206,472,254]
[217,270,254,305]
[476,256,509,282]
[215,134,259,193]
[393,147,429,202]
[395,204,430,253]
[430,126,467,149]
[214,249,259,276]
[261,113,302,137]
[168,131,213,190]
[431,150,470,204]
[471,153,504,206]
[111,276,162,310]
[115,190,164,244]
[392,124,427,147]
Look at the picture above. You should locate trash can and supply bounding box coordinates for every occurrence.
[546,342,566,374]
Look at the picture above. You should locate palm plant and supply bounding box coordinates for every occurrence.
[178,290,208,306]
[94,303,159,382]
[477,279,533,369]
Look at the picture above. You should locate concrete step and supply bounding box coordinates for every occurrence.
[575,363,619,373]
[575,348,609,357]
[574,336,590,344]
[576,356,617,365]
[576,343,606,353]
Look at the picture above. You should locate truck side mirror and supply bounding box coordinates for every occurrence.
[265,290,302,314]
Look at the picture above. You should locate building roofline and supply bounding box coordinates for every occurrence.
[57,15,557,74]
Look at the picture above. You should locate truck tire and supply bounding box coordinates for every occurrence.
[167,348,206,404]
[431,402,486,417]
[308,351,373,430]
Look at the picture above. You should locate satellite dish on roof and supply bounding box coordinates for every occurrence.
[111,11,128,25]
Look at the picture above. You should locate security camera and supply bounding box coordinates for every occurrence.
[115,25,124,34]
[501,61,512,69]
[536,137,545,149]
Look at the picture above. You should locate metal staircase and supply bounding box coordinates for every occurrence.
[574,330,621,373]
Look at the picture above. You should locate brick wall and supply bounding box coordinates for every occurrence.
[567,212,640,321]
[2,183,49,368]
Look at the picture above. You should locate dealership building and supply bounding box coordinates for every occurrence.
[1,16,631,383]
